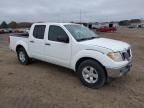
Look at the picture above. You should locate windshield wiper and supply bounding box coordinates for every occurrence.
[77,37,98,41]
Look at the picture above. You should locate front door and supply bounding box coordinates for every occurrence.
[44,25,71,67]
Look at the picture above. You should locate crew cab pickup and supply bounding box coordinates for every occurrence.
[9,23,132,88]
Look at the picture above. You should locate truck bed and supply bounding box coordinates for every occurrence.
[9,33,29,52]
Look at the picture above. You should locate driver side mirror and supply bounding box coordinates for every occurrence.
[57,35,69,43]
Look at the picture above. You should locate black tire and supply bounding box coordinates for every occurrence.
[17,47,31,65]
[77,60,106,89]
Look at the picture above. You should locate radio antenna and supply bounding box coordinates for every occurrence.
[80,9,82,23]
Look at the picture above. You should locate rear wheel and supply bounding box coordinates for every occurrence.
[77,60,106,89]
[17,47,31,65]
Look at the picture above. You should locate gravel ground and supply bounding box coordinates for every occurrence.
[0,27,144,108]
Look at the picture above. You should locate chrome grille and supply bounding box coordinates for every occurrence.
[121,48,131,61]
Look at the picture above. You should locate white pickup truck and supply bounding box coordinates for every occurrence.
[9,23,132,88]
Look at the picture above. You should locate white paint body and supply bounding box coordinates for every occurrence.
[9,23,132,77]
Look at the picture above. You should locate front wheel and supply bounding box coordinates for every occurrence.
[77,60,106,89]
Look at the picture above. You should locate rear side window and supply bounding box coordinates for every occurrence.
[33,25,46,39]
[48,25,68,42]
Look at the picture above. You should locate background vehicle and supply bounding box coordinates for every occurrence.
[0,28,14,33]
[128,25,137,28]
[0,29,5,34]
[9,23,132,88]
[24,28,30,33]
[96,26,117,32]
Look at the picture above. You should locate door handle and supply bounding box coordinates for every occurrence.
[45,43,51,46]
[30,40,35,43]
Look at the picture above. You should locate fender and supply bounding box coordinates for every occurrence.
[71,49,109,71]
[15,40,30,56]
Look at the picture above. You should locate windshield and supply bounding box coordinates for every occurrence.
[64,24,98,41]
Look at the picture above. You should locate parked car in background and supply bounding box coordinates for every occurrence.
[0,29,5,34]
[9,23,132,89]
[7,28,14,33]
[3,29,9,33]
[128,25,137,28]
[4,28,14,33]
[0,28,15,34]
[138,24,144,28]
[13,29,24,33]
[96,26,117,32]
[24,28,30,34]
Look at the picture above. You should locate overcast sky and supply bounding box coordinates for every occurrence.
[0,0,144,23]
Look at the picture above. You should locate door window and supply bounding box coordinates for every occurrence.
[33,25,46,39]
[48,25,68,42]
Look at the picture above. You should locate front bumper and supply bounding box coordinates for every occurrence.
[106,60,132,78]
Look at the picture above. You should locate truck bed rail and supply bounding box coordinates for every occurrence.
[10,33,29,38]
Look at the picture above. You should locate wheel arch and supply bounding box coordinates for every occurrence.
[16,45,25,53]
[15,41,29,56]
[75,57,108,78]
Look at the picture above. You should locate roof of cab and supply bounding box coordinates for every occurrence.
[33,22,76,26]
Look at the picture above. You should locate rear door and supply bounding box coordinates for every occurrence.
[44,25,71,67]
[29,24,46,59]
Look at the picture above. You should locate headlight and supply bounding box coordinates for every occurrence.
[107,52,123,62]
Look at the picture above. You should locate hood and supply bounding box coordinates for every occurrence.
[80,38,130,51]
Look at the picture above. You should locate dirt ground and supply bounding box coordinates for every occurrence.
[0,27,144,108]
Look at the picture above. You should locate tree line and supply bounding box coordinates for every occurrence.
[1,19,142,28]
[0,21,32,29]
[118,19,141,26]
